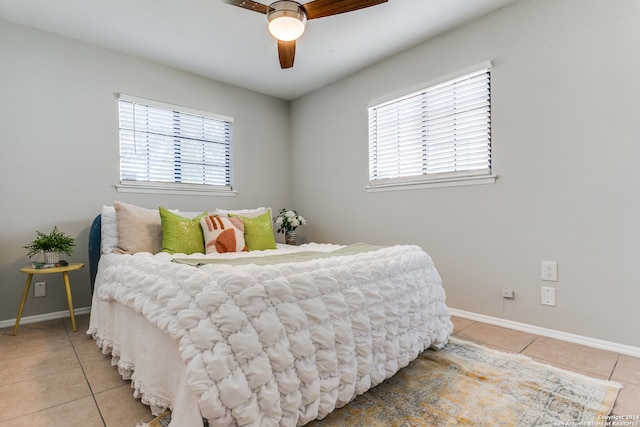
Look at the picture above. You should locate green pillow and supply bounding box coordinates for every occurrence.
[229,210,276,251]
[159,207,207,254]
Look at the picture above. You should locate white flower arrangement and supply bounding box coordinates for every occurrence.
[274,208,307,234]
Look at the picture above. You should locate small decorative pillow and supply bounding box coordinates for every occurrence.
[114,201,164,254]
[229,210,277,251]
[201,215,246,254]
[159,207,207,254]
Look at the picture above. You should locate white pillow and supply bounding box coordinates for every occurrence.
[100,205,118,254]
[213,207,271,219]
[179,211,209,219]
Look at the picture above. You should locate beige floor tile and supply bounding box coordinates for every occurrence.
[95,384,154,427]
[73,336,103,356]
[611,383,640,416]
[453,322,537,353]
[524,355,611,381]
[0,396,104,427]
[0,366,91,422]
[2,315,636,423]
[0,318,66,333]
[0,344,80,386]
[0,319,67,342]
[522,336,619,379]
[450,316,474,334]
[71,331,96,347]
[611,354,640,387]
[75,340,128,393]
[617,353,640,370]
[65,314,93,342]
[0,327,71,360]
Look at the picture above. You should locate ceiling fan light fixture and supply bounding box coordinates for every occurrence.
[267,1,307,41]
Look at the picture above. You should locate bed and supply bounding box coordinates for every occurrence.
[87,203,453,426]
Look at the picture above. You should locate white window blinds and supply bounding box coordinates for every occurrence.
[368,65,492,187]
[118,94,233,190]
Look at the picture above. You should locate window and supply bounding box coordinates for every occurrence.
[367,62,494,191]
[117,94,234,195]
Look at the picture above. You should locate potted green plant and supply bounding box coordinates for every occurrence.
[24,226,76,264]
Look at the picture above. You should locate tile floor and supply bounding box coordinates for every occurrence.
[0,314,638,426]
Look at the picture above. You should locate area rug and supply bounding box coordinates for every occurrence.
[137,337,621,426]
[136,409,171,427]
[309,337,621,426]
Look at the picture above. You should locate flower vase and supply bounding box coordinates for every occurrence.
[43,251,60,264]
[285,232,297,245]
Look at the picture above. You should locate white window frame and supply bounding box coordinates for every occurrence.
[367,61,496,192]
[116,94,236,196]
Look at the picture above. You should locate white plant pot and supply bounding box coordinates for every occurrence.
[43,251,60,264]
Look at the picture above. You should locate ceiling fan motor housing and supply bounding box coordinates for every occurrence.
[267,1,307,41]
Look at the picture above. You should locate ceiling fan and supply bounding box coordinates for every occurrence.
[222,0,388,69]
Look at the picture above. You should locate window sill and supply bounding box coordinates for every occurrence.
[366,174,497,192]
[115,182,237,197]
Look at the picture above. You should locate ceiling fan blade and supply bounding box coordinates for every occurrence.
[278,40,296,69]
[302,0,387,19]
[221,0,272,14]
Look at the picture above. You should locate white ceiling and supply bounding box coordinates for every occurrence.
[0,0,518,100]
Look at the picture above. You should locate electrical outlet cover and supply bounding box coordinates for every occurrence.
[541,261,558,282]
[502,289,514,298]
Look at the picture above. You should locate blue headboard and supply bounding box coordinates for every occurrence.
[88,214,101,294]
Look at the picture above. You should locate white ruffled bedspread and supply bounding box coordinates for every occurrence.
[95,244,452,426]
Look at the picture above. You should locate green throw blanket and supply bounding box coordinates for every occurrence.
[172,242,383,267]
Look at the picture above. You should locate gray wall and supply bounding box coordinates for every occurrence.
[3,0,639,349]
[290,0,640,347]
[0,19,290,322]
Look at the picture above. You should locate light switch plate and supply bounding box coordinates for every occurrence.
[541,286,556,306]
[34,281,46,297]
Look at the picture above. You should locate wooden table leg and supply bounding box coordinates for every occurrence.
[62,272,77,332]
[13,273,33,336]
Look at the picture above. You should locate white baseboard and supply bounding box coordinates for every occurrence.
[450,308,640,358]
[0,307,91,330]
